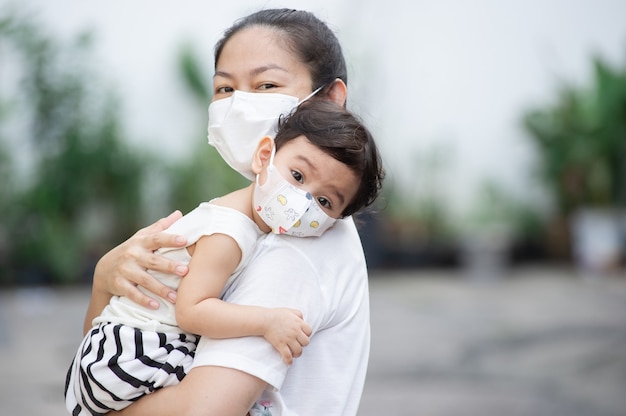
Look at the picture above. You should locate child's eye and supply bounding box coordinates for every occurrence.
[317,197,332,209]
[291,170,303,183]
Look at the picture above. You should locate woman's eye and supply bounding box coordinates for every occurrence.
[258,83,277,91]
[215,86,234,94]
[317,197,332,209]
[291,170,303,183]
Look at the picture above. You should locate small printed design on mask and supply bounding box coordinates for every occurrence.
[292,218,320,230]
[259,205,276,220]
[285,220,320,237]
[283,208,300,222]
[253,156,334,237]
[250,399,273,416]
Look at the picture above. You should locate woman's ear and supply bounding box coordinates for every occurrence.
[327,78,348,107]
[251,136,274,175]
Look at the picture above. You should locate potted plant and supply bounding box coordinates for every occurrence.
[523,54,626,276]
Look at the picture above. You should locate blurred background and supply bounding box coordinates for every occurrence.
[0,0,625,415]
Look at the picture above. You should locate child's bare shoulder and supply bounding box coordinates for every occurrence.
[210,187,252,217]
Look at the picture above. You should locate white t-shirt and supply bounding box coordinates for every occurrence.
[94,202,264,333]
[191,217,370,415]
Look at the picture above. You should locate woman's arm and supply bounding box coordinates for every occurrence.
[176,234,312,364]
[83,211,189,334]
[114,365,266,416]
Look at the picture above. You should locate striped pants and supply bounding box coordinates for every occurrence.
[64,322,199,415]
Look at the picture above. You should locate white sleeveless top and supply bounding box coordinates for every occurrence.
[93,202,264,333]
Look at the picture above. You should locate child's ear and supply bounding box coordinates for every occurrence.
[251,136,274,175]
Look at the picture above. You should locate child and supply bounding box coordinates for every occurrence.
[64,100,384,415]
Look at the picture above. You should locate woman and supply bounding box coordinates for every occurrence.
[88,9,371,416]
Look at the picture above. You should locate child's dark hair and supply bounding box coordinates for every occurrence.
[274,100,384,217]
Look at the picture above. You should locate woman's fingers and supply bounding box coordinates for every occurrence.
[137,227,188,254]
[122,236,188,305]
[137,245,188,277]
[95,221,189,307]
[113,272,163,309]
[135,211,183,237]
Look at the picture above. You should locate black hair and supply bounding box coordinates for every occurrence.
[274,100,384,218]
[214,8,348,95]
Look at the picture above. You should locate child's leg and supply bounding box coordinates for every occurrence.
[65,323,199,415]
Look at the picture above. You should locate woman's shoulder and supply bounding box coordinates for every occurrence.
[258,217,367,290]
[268,217,362,255]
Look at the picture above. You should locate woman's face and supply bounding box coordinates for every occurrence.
[213,26,313,102]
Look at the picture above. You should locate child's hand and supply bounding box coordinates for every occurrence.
[263,308,312,365]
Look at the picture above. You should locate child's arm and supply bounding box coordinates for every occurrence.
[175,233,312,364]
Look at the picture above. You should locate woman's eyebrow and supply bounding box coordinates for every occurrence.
[213,70,232,79]
[250,64,289,76]
[214,64,288,79]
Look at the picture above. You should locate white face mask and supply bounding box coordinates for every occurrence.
[253,149,336,237]
[207,88,321,180]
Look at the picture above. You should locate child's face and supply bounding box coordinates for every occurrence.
[268,136,359,219]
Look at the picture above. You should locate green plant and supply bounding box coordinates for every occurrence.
[523,54,626,215]
[380,143,454,243]
[161,41,247,215]
[0,11,248,286]
[459,180,544,240]
[0,9,148,284]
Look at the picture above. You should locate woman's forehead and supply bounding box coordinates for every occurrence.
[215,26,313,96]
[218,26,292,66]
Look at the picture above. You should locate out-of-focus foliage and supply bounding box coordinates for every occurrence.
[179,42,211,103]
[460,180,544,241]
[381,143,455,242]
[364,144,461,269]
[0,10,248,285]
[0,9,147,285]
[163,42,247,215]
[523,54,626,215]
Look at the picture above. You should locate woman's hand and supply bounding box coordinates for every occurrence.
[263,308,312,365]
[84,211,189,333]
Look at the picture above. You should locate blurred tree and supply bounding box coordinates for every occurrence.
[371,143,459,269]
[524,55,626,214]
[0,103,13,281]
[523,54,626,262]
[0,9,148,285]
[382,143,455,242]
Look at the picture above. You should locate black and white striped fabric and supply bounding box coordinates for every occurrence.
[64,323,199,415]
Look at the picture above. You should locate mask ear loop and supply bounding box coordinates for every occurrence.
[256,142,278,187]
[296,85,325,106]
[268,142,277,166]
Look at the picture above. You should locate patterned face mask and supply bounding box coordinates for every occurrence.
[253,148,336,237]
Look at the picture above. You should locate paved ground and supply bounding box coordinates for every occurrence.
[1,265,625,415]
